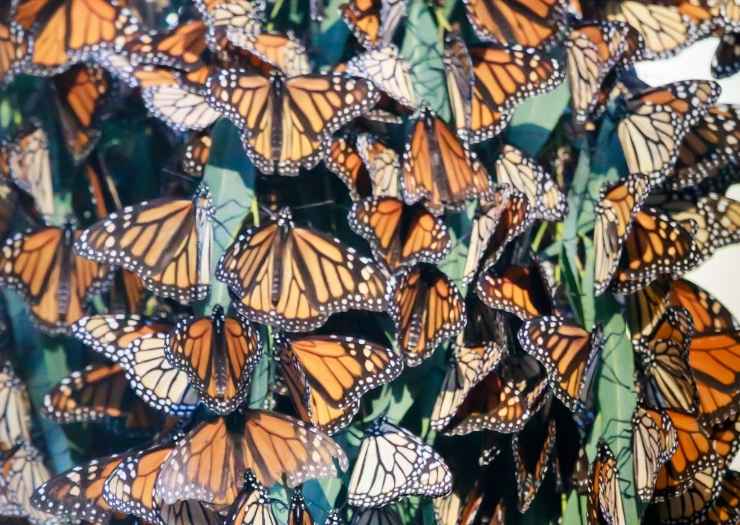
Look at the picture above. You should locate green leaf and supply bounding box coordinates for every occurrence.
[506,82,569,156]
[401,0,449,121]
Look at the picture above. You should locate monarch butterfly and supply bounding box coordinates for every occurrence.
[0,364,31,451]
[670,104,740,190]
[155,413,348,506]
[467,44,564,143]
[389,263,466,367]
[122,333,199,415]
[650,191,740,264]
[565,21,642,128]
[600,1,715,59]
[217,207,387,332]
[610,209,701,295]
[462,186,533,285]
[402,108,491,215]
[326,137,374,201]
[165,305,262,415]
[193,0,264,43]
[72,314,170,364]
[161,498,225,525]
[0,442,59,523]
[227,472,279,525]
[225,31,311,78]
[182,129,213,178]
[0,21,28,86]
[0,222,112,335]
[356,133,401,199]
[518,316,603,413]
[593,173,651,295]
[142,72,221,133]
[42,362,159,428]
[669,278,737,335]
[713,31,740,79]
[30,454,122,524]
[324,509,344,524]
[617,80,721,186]
[14,0,142,74]
[206,68,379,176]
[288,490,314,525]
[633,307,699,414]
[495,145,567,222]
[703,471,740,524]
[349,196,451,271]
[571,445,591,496]
[341,0,406,49]
[512,417,556,513]
[689,331,740,425]
[0,178,42,242]
[444,29,474,136]
[587,440,626,525]
[443,353,549,435]
[276,333,403,434]
[75,188,214,304]
[431,341,506,432]
[476,262,554,321]
[1,126,53,217]
[347,418,452,508]
[123,19,208,72]
[632,406,678,502]
[351,506,403,525]
[648,464,725,524]
[463,0,567,49]
[346,44,417,109]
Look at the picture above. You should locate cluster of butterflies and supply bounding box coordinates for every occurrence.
[0,0,736,524]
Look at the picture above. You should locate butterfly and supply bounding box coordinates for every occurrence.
[42,362,162,429]
[0,442,61,523]
[701,471,740,524]
[287,490,314,525]
[388,263,466,367]
[632,405,678,502]
[30,454,122,524]
[53,64,108,162]
[587,440,626,525]
[354,134,401,199]
[565,21,642,128]
[0,21,29,86]
[0,363,31,451]
[350,506,403,525]
[462,186,533,285]
[648,464,726,524]
[182,129,213,178]
[512,417,557,512]
[669,278,737,335]
[610,208,701,295]
[431,341,506,432]
[444,29,474,136]
[217,207,387,332]
[670,104,740,190]
[463,0,567,49]
[476,261,554,321]
[712,31,740,78]
[1,126,53,217]
[593,173,652,295]
[72,314,170,364]
[276,333,403,434]
[341,0,406,49]
[442,353,549,435]
[155,413,348,506]
[194,0,264,46]
[224,31,311,78]
[633,306,699,414]
[326,137,375,201]
[122,19,208,72]
[227,472,279,525]
[518,316,603,413]
[494,145,567,222]
[347,418,452,508]
[164,305,262,415]
[75,187,214,304]
[14,0,141,74]
[349,196,451,271]
[161,499,224,525]
[205,68,380,176]
[401,108,491,215]
[467,44,564,143]
[617,80,721,186]
[0,222,112,335]
[689,331,740,425]
[346,44,417,109]
[600,1,716,59]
